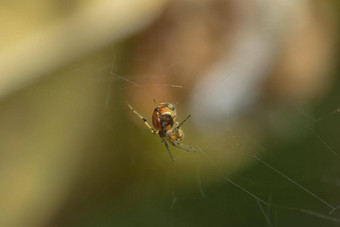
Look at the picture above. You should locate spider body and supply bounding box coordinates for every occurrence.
[152,103,176,132]
[152,103,183,141]
[127,102,200,161]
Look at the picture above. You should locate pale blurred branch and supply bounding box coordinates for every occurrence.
[0,0,168,100]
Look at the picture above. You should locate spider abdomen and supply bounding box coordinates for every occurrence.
[152,103,177,133]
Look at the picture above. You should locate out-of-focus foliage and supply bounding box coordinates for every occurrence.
[0,1,339,227]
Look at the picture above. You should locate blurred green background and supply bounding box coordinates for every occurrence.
[0,0,339,226]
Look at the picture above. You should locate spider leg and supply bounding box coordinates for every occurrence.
[153,98,158,105]
[167,136,202,153]
[167,114,191,134]
[176,114,191,129]
[153,102,176,161]
[127,104,157,134]
[161,138,175,161]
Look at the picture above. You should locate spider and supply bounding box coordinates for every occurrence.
[127,100,201,161]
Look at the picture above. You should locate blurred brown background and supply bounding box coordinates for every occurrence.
[0,0,339,226]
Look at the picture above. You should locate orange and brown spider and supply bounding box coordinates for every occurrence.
[127,100,201,161]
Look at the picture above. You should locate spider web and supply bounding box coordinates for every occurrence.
[50,45,340,226]
[108,52,340,226]
[49,9,340,225]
